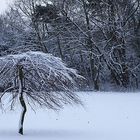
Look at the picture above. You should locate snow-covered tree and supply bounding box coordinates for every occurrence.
[0,51,82,135]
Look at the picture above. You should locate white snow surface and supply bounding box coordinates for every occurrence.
[0,92,140,140]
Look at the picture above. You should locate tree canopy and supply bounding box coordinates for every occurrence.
[0,51,82,110]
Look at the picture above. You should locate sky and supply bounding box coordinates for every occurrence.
[0,0,13,14]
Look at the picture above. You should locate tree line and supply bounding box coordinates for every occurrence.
[0,0,140,91]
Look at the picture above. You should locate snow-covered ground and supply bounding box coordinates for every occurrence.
[0,92,140,140]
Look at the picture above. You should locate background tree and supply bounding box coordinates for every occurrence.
[0,0,140,91]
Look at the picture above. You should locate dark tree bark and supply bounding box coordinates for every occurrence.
[18,65,27,135]
[82,0,100,90]
[57,36,64,60]
[19,92,27,135]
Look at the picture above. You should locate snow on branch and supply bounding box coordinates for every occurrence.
[0,51,83,110]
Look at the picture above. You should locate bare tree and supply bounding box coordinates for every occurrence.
[1,0,140,90]
[0,51,82,135]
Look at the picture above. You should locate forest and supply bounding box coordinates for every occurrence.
[0,0,140,91]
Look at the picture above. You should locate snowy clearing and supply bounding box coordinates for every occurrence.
[0,92,140,140]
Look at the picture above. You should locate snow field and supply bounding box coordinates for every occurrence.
[0,92,140,140]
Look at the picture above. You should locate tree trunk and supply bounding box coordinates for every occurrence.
[94,66,100,91]
[57,36,64,60]
[82,0,100,90]
[18,65,27,135]
[19,93,27,135]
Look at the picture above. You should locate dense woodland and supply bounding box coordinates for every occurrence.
[0,0,140,91]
